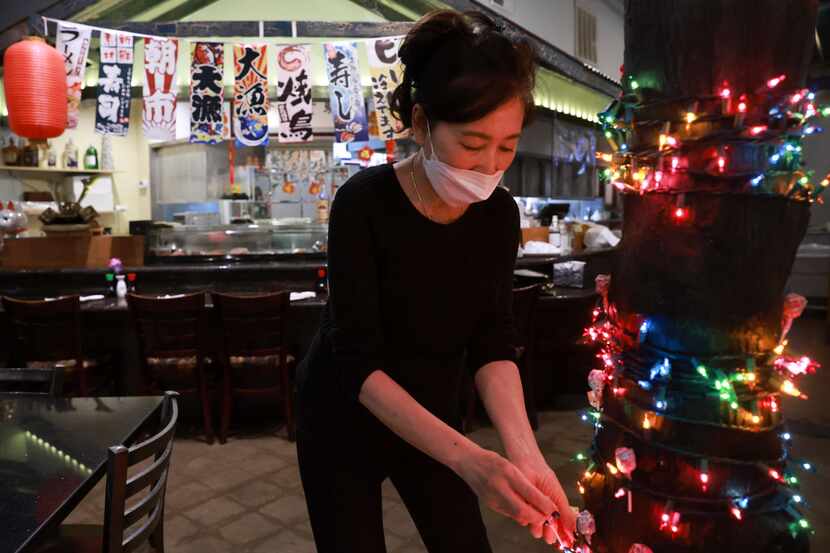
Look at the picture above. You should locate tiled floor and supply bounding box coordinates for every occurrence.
[65,316,830,552]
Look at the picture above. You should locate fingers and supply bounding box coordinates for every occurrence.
[505,465,557,521]
[528,521,544,540]
[542,519,559,545]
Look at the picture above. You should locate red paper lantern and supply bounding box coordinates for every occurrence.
[3,36,67,139]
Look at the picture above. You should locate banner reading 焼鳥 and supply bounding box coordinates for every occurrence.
[56,23,91,129]
[143,38,178,141]
[367,37,407,141]
[324,42,368,143]
[275,45,313,143]
[233,44,269,146]
[95,32,134,136]
[190,42,225,144]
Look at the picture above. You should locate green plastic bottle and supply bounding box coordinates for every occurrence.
[84,144,99,170]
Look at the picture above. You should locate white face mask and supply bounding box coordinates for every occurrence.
[421,121,505,207]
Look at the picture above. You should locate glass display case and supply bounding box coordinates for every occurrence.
[145,222,328,261]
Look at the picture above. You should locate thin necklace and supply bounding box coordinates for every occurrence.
[409,153,431,220]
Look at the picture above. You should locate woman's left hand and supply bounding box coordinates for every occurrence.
[513,457,577,548]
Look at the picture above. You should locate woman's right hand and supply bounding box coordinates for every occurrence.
[453,446,557,527]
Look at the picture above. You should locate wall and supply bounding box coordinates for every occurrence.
[484,0,623,81]
[1,98,151,236]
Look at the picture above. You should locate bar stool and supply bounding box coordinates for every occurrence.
[2,295,104,396]
[463,284,543,432]
[127,292,215,444]
[212,291,295,443]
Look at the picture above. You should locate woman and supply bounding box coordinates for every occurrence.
[296,10,576,552]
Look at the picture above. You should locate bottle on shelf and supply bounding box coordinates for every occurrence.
[560,220,572,254]
[21,139,38,167]
[84,144,99,170]
[63,138,79,168]
[2,137,19,166]
[316,175,330,224]
[47,140,57,167]
[548,215,561,248]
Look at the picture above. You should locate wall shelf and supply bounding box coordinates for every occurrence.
[0,166,114,175]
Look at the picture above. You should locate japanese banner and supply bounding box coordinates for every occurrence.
[142,38,178,141]
[367,37,407,140]
[55,23,91,129]
[233,44,269,146]
[95,32,134,136]
[190,42,224,144]
[323,42,368,143]
[275,45,313,143]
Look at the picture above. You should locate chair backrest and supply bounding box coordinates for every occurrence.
[103,391,179,553]
[512,284,543,349]
[1,295,84,367]
[211,291,289,358]
[127,292,208,360]
[0,367,63,396]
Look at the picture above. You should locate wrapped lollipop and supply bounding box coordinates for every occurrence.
[780,293,807,344]
[576,510,596,544]
[615,447,637,477]
[587,390,602,410]
[588,369,607,392]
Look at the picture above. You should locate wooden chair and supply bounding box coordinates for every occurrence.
[127,292,215,444]
[2,295,103,396]
[0,367,63,396]
[212,291,295,443]
[464,284,543,432]
[37,391,179,553]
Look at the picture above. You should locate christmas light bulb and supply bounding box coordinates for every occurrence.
[606,462,620,476]
[720,87,731,99]
[674,207,689,220]
[731,506,743,520]
[769,468,783,481]
[717,156,726,173]
[750,125,767,135]
[685,112,697,124]
[642,415,652,430]
[671,157,680,172]
[780,380,804,398]
[738,100,747,113]
[631,80,640,90]
[774,343,786,355]
[791,93,803,104]
[615,487,626,498]
[767,75,786,88]
[782,432,792,441]
[802,462,812,471]
[697,365,709,379]
[752,415,761,424]
[793,494,803,504]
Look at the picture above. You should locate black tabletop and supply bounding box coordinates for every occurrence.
[0,395,164,553]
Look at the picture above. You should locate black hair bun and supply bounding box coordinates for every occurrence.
[390,10,536,129]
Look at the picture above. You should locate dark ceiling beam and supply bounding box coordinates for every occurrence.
[64,19,414,38]
[0,0,100,60]
[0,0,64,34]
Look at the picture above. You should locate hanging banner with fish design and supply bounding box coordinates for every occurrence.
[233,44,269,146]
[190,42,225,144]
[275,45,313,143]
